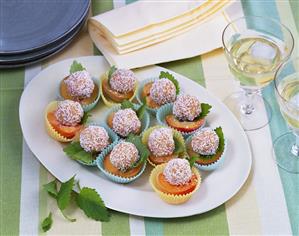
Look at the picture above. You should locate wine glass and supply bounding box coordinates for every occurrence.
[274,57,299,173]
[222,16,294,131]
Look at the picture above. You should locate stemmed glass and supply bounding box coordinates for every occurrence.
[274,58,299,173]
[222,16,294,131]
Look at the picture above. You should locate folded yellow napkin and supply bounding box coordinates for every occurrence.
[89,0,231,54]
[88,1,243,69]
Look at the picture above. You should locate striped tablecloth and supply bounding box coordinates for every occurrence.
[1,0,298,235]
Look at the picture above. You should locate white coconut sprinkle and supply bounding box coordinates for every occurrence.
[64,70,95,98]
[148,127,175,157]
[163,159,192,185]
[109,142,139,171]
[112,108,141,137]
[109,68,136,93]
[79,126,110,153]
[149,79,176,105]
[191,128,219,155]
[173,94,201,121]
[55,100,83,126]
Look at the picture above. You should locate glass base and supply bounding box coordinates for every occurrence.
[273,133,299,173]
[223,91,272,131]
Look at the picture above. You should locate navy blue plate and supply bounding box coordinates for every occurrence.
[0,10,89,68]
[0,0,90,54]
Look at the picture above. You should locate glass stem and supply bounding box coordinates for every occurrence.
[291,134,299,157]
[241,88,257,115]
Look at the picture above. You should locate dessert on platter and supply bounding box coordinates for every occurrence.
[142,126,186,167]
[150,158,201,204]
[186,127,226,171]
[157,94,212,137]
[100,66,138,107]
[137,71,180,113]
[106,100,150,138]
[40,59,230,206]
[45,100,86,142]
[63,124,118,166]
[97,135,149,183]
[59,61,100,111]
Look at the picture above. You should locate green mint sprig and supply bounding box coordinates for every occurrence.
[70,60,85,74]
[41,176,110,231]
[63,142,94,165]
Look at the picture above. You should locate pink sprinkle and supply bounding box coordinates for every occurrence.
[64,70,94,98]
[80,126,110,153]
[191,128,219,155]
[55,100,83,126]
[163,159,192,185]
[110,142,139,171]
[109,69,136,93]
[173,94,201,121]
[148,127,175,157]
[112,108,141,137]
[149,79,176,105]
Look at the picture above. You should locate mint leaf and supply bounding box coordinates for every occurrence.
[57,176,75,210]
[108,65,117,80]
[136,103,146,119]
[188,156,198,168]
[76,187,110,222]
[173,136,184,156]
[121,100,135,110]
[70,60,85,74]
[43,180,58,199]
[214,127,225,154]
[63,142,94,164]
[197,103,212,119]
[159,71,180,95]
[81,112,91,125]
[41,212,53,232]
[127,134,150,168]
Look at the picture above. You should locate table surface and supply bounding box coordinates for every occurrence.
[1,0,298,235]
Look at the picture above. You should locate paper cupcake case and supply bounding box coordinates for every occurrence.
[76,123,119,167]
[105,103,150,138]
[141,125,187,167]
[99,72,138,108]
[45,101,75,143]
[156,103,206,138]
[136,77,181,115]
[96,141,147,184]
[149,164,201,204]
[185,134,227,171]
[58,77,101,112]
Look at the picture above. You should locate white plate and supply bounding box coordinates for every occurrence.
[19,56,251,218]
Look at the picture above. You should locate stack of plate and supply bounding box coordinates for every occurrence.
[0,0,90,68]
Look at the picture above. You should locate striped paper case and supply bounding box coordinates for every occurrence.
[0,0,298,235]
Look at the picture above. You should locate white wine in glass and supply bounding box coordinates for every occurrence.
[222,16,294,131]
[278,74,299,132]
[229,37,283,89]
[274,58,299,173]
